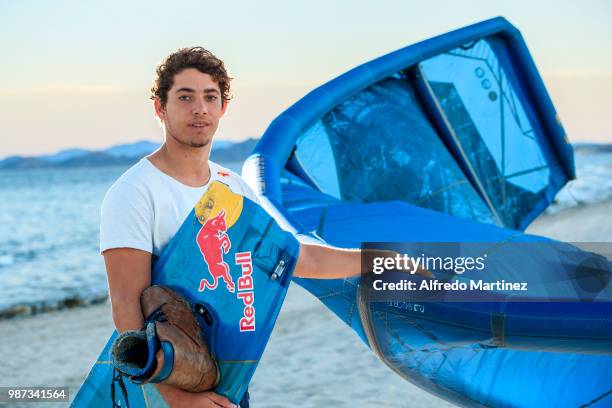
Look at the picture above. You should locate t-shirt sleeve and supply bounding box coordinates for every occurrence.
[100,181,153,254]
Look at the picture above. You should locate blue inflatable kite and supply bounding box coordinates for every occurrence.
[242,16,612,408]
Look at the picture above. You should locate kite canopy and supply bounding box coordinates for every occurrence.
[244,17,612,407]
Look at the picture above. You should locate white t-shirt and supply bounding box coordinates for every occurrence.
[100,158,259,257]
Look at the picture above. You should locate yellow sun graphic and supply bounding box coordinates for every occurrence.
[195,181,243,228]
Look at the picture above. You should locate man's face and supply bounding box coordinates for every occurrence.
[155,68,226,149]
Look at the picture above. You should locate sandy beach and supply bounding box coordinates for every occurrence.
[1,200,610,407]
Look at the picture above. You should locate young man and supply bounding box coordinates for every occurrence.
[100,47,365,408]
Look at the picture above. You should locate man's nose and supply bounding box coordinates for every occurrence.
[192,96,208,115]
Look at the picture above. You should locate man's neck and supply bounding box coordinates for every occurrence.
[148,141,212,188]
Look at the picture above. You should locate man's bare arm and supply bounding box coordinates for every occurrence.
[103,248,236,408]
[104,248,151,332]
[293,244,432,279]
[293,244,361,279]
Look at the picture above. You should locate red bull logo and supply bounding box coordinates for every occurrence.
[197,209,235,293]
[196,208,256,332]
[236,251,255,332]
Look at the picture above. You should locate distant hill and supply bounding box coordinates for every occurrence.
[39,148,91,163]
[0,138,259,170]
[210,139,259,162]
[104,140,160,158]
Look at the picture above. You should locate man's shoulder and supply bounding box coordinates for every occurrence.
[112,158,157,188]
[102,159,158,204]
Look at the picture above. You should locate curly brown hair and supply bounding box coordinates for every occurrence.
[150,47,232,106]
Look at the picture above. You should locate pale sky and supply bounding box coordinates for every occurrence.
[1,0,611,158]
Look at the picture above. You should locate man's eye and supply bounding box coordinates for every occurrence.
[207,95,218,102]
[179,95,191,101]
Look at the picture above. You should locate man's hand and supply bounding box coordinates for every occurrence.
[192,391,238,408]
[196,391,238,408]
[155,384,237,408]
[383,250,434,278]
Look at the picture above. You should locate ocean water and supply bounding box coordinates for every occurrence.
[0,161,242,317]
[0,153,610,317]
[548,150,612,213]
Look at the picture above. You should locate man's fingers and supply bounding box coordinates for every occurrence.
[416,267,434,278]
[367,250,435,278]
[203,391,238,408]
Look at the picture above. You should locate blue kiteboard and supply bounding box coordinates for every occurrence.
[71,181,300,407]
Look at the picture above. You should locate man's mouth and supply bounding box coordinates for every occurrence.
[190,123,210,128]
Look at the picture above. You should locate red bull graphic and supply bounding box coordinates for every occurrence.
[196,206,257,332]
[197,209,235,293]
[236,252,255,332]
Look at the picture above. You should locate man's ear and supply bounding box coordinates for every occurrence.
[154,97,167,121]
[220,100,228,116]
